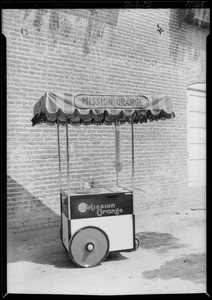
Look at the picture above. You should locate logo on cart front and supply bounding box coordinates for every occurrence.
[77,202,123,217]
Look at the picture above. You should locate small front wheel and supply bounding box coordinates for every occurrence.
[135,236,140,250]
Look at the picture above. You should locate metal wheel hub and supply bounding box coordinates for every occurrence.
[85,243,95,252]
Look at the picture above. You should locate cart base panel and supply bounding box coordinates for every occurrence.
[71,214,134,251]
[61,213,134,252]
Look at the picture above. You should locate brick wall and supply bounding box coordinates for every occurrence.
[3,8,208,233]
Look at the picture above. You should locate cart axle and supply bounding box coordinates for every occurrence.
[86,243,95,252]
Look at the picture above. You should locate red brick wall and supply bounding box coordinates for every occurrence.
[3,8,208,232]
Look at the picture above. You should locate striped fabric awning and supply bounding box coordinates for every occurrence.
[31,91,175,126]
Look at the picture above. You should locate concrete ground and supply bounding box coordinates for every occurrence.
[7,203,206,295]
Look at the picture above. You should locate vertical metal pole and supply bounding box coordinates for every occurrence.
[115,123,120,186]
[131,120,136,248]
[66,120,71,221]
[57,120,63,243]
[57,121,62,193]
[131,122,135,196]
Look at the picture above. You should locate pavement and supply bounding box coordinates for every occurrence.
[7,203,207,295]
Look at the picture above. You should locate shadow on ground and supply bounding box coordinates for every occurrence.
[142,252,206,284]
[7,175,130,268]
[8,229,189,269]
[136,231,188,253]
[7,225,129,269]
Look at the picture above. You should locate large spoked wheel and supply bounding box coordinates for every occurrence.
[69,226,110,268]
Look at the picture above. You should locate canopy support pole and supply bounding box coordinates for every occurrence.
[131,122,135,201]
[57,121,62,193]
[66,120,71,224]
[115,123,121,186]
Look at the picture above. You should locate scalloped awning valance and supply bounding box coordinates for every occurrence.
[31,92,175,126]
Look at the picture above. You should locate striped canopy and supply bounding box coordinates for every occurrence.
[31,91,175,126]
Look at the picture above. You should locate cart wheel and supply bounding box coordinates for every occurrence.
[135,236,140,250]
[69,226,110,268]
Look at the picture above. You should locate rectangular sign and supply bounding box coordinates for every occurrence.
[62,192,133,219]
[74,94,149,110]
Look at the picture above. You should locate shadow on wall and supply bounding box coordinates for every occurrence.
[7,175,60,232]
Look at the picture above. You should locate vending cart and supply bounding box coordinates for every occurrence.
[32,92,175,267]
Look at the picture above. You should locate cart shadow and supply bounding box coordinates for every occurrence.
[6,175,74,268]
[7,176,130,268]
[105,252,129,262]
[8,240,129,269]
[7,176,188,268]
[8,224,129,269]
